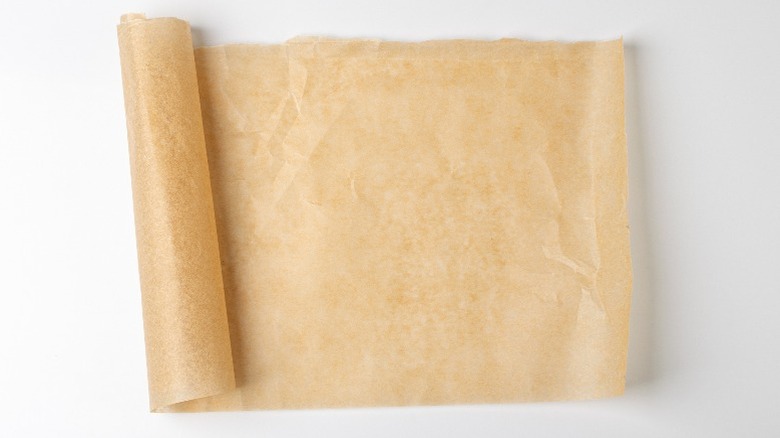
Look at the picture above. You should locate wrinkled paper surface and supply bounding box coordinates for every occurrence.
[118,14,631,413]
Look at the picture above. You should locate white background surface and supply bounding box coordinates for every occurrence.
[1,0,779,436]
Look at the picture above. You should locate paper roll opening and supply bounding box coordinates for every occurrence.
[117,15,235,412]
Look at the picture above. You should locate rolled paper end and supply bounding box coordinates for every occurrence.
[120,13,147,24]
[117,14,235,412]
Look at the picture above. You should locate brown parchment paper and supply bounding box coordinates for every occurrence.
[117,14,631,413]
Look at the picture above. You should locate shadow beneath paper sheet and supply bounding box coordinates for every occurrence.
[624,43,658,388]
[190,25,253,391]
[190,27,210,48]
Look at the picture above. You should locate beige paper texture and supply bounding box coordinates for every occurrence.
[117,14,631,413]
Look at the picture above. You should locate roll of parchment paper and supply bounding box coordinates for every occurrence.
[118,14,235,411]
[117,13,631,413]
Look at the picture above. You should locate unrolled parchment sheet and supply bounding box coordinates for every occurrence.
[117,14,631,413]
